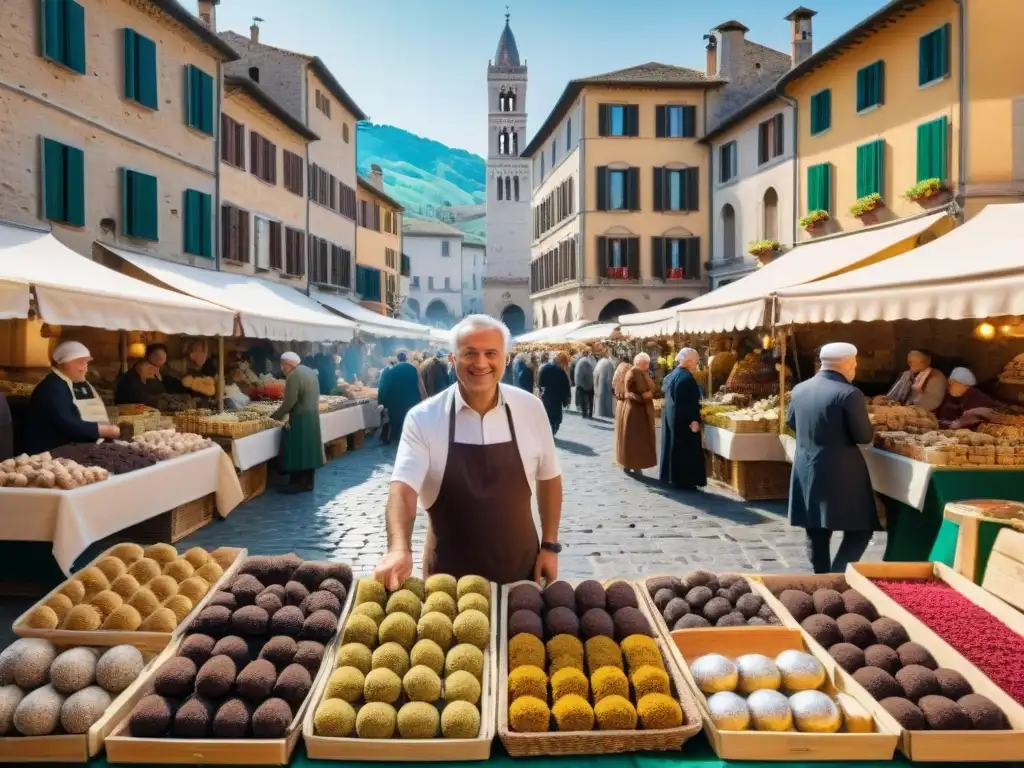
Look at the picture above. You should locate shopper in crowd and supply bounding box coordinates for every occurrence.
[787,342,876,574]
[538,352,571,436]
[114,358,164,406]
[271,352,324,494]
[373,314,562,586]
[419,350,450,398]
[378,351,423,443]
[887,349,947,412]
[935,366,999,428]
[616,352,657,477]
[143,343,184,395]
[23,341,120,455]
[573,350,596,419]
[513,353,534,393]
[660,349,706,491]
[593,353,616,419]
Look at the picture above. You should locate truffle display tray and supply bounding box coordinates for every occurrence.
[103,571,355,765]
[496,579,702,757]
[981,527,1024,612]
[845,562,1024,762]
[0,643,174,763]
[13,546,247,653]
[637,572,770,642]
[670,626,898,761]
[302,580,498,761]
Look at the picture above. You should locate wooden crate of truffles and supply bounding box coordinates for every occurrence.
[303,574,498,761]
[0,638,169,762]
[675,626,899,760]
[752,572,1024,761]
[497,578,702,756]
[103,554,354,765]
[641,571,782,636]
[13,544,246,653]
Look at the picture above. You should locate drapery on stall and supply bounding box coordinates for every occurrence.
[771,203,1024,571]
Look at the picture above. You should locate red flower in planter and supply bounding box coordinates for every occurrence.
[667,267,684,280]
[608,267,630,279]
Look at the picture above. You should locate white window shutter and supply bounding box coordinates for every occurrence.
[254,217,270,269]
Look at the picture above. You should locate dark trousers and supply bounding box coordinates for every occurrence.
[288,470,315,491]
[577,388,594,418]
[805,529,873,574]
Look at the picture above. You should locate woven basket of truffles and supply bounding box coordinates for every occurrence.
[303,574,497,761]
[104,554,353,765]
[642,571,782,636]
[0,639,162,762]
[14,544,245,652]
[677,626,899,760]
[497,579,701,756]
[754,572,1024,762]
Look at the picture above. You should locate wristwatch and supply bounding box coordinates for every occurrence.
[540,541,562,554]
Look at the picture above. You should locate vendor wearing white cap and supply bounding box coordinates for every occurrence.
[271,352,324,493]
[786,342,876,574]
[935,366,998,429]
[23,341,120,455]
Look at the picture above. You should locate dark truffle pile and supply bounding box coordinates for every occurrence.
[508,580,653,644]
[646,571,778,629]
[52,442,158,474]
[126,554,349,739]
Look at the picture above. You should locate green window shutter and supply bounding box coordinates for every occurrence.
[200,69,214,133]
[124,169,158,240]
[936,24,951,81]
[872,61,884,107]
[183,190,199,255]
[820,164,832,212]
[856,68,867,112]
[186,65,214,134]
[811,90,831,135]
[123,29,137,101]
[64,144,85,226]
[42,138,65,222]
[807,165,818,211]
[137,34,157,109]
[808,163,831,212]
[64,0,86,73]
[42,0,63,61]
[917,117,948,182]
[856,140,884,198]
[919,24,951,85]
[199,192,212,257]
[857,62,884,111]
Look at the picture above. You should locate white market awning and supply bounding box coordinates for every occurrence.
[565,322,619,341]
[0,225,235,335]
[513,320,590,343]
[675,211,951,334]
[618,307,678,338]
[106,248,355,343]
[312,290,432,341]
[429,328,452,346]
[775,203,1024,325]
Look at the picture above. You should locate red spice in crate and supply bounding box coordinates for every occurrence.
[872,578,1024,706]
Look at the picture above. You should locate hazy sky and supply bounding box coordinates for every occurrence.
[206,0,891,157]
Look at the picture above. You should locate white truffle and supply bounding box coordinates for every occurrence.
[50,647,99,694]
[60,686,112,734]
[95,645,145,693]
[0,685,26,735]
[13,640,58,690]
[14,684,65,736]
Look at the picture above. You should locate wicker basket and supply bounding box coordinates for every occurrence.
[707,453,790,501]
[238,463,268,502]
[126,494,216,544]
[497,579,702,756]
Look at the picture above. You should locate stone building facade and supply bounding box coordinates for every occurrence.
[402,219,466,328]
[355,166,404,316]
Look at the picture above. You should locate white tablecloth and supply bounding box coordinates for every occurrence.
[780,434,796,463]
[361,400,381,429]
[231,427,283,471]
[320,407,366,443]
[0,446,243,574]
[703,425,788,462]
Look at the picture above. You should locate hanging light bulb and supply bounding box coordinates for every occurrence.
[976,322,996,340]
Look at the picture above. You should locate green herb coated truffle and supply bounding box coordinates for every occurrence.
[343,613,379,649]
[325,667,365,704]
[356,701,397,738]
[458,593,489,615]
[195,655,237,699]
[355,579,387,608]
[252,697,293,738]
[403,665,442,703]
[386,589,423,620]
[379,612,418,650]
[60,685,111,734]
[507,584,543,615]
[154,656,198,699]
[411,639,446,676]
[425,574,458,600]
[400,577,426,601]
[314,698,356,737]
[273,663,312,711]
[417,611,454,649]
[424,591,457,621]
[364,668,403,704]
[351,602,385,627]
[129,694,175,737]
[373,642,411,677]
[456,575,489,602]
[453,609,490,650]
[441,700,480,738]
[211,636,250,671]
[444,669,481,704]
[335,643,372,675]
[173,695,215,738]
[50,647,98,695]
[445,644,484,680]
[213,697,252,738]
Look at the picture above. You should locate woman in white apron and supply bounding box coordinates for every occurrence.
[22,341,120,455]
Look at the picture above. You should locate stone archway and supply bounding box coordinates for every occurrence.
[597,298,639,322]
[721,203,737,260]
[404,297,421,320]
[424,299,453,328]
[501,304,526,335]
[661,297,690,309]
[551,307,560,326]
[564,302,574,322]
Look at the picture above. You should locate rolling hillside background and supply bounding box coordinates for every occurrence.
[356,122,487,245]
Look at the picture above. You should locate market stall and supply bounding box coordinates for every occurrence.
[312,290,434,341]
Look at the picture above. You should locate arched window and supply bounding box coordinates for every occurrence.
[552,307,559,326]
[564,302,574,322]
[513,176,520,201]
[762,187,779,241]
[505,176,511,201]
[721,204,737,260]
[496,176,503,200]
[508,92,517,111]
[511,131,519,155]
[498,130,508,155]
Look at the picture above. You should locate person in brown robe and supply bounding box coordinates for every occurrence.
[616,353,657,476]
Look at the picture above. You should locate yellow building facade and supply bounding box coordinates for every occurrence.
[355,169,404,316]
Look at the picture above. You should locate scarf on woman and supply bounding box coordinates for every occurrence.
[887,368,934,404]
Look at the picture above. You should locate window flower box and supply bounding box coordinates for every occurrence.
[607,266,630,279]
[666,267,685,280]
[798,210,830,232]
[850,193,883,218]
[747,239,781,258]
[905,178,945,202]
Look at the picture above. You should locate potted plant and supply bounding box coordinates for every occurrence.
[748,239,781,258]
[906,178,945,202]
[667,266,685,280]
[850,193,883,218]
[608,266,629,279]
[798,210,830,232]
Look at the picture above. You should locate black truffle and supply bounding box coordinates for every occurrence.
[231,575,264,606]
[837,613,877,649]
[237,659,278,702]
[896,665,940,702]
[779,589,815,622]
[897,642,937,670]
[718,574,740,589]
[684,569,716,589]
[173,695,216,738]
[232,605,270,636]
[757,604,775,621]
[300,609,339,643]
[705,577,721,595]
[864,644,902,676]
[508,584,543,614]
[252,697,293,737]
[872,617,910,649]
[285,580,310,607]
[318,578,348,605]
[829,643,866,674]
[545,606,580,638]
[663,598,689,625]
[261,584,287,601]
[812,589,845,619]
[674,613,710,629]
[646,577,674,598]
[853,666,903,701]
[841,589,879,621]
[191,606,231,637]
[293,641,326,675]
[301,590,342,617]
[273,663,312,711]
[129,694,175,737]
[703,597,733,624]
[726,580,752,604]
[801,614,843,648]
[259,636,298,670]
[154,656,198,698]
[880,697,927,731]
[240,556,274,583]
[605,581,639,614]
[196,655,237,699]
[543,581,577,612]
[209,591,238,611]
[323,562,354,589]
[580,608,614,639]
[746,616,768,626]
[270,605,305,637]
[685,586,714,612]
[276,553,305,578]
[918,695,971,730]
[717,612,747,627]
[574,580,607,613]
[213,697,252,738]
[264,556,295,586]
[255,591,283,617]
[958,694,1008,730]
[735,592,763,619]
[653,589,676,612]
[612,607,651,641]
[509,609,544,640]
[935,668,973,701]
[291,561,330,590]
[212,636,250,671]
[179,634,216,667]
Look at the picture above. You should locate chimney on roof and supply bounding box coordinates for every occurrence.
[197,0,218,31]
[370,164,384,192]
[714,20,749,79]
[250,17,262,45]
[785,7,816,67]
[703,34,718,78]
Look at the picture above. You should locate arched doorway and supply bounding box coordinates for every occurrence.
[762,188,779,241]
[597,298,639,322]
[424,299,452,328]
[541,308,548,328]
[404,297,420,320]
[564,302,574,322]
[551,307,560,326]
[661,297,689,309]
[501,304,526,335]
[721,204,737,260]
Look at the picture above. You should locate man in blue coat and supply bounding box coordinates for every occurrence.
[786,342,876,574]
[378,352,423,443]
[659,349,706,490]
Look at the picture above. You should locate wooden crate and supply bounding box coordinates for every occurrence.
[497,579,702,756]
[12,546,246,653]
[942,501,1024,583]
[303,580,497,761]
[238,462,268,503]
[126,494,216,544]
[0,643,172,763]
[982,528,1024,612]
[346,429,366,451]
[670,626,899,761]
[708,454,790,501]
[325,437,348,461]
[105,577,354,765]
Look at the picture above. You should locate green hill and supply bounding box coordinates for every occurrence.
[356,122,487,244]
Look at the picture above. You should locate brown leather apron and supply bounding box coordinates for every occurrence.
[422,398,538,584]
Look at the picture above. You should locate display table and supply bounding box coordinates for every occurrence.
[0,446,242,574]
[703,425,788,462]
[361,398,381,429]
[320,405,366,443]
[230,427,283,471]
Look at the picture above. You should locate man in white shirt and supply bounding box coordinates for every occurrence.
[374,315,564,586]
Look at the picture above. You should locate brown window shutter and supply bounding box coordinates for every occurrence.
[655,106,666,138]
[596,167,608,211]
[652,167,664,211]
[627,167,640,210]
[652,237,665,279]
[598,104,609,136]
[773,114,785,156]
[627,237,640,278]
[683,106,696,138]
[627,105,640,136]
[685,168,700,211]
[596,236,608,277]
[686,237,701,278]
[249,133,258,174]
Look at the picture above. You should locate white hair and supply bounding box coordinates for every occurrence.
[450,314,511,352]
[676,347,698,364]
[633,352,651,366]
